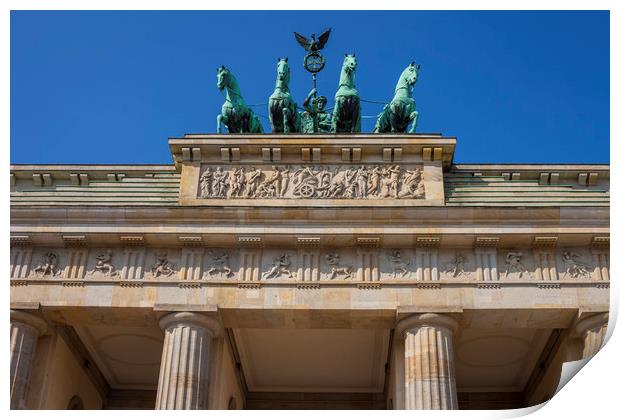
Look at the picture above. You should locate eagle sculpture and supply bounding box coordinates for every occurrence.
[294,28,332,52]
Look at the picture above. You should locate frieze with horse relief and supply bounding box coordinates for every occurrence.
[197,164,425,200]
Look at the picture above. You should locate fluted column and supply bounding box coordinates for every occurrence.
[574,312,608,358]
[10,310,47,409]
[155,312,221,410]
[397,313,459,410]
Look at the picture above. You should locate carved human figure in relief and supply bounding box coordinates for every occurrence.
[504,252,527,278]
[325,253,353,280]
[389,250,410,278]
[229,167,245,198]
[264,254,295,279]
[444,253,467,278]
[381,165,401,198]
[151,252,175,277]
[562,251,591,278]
[207,251,233,277]
[367,166,382,196]
[256,166,281,198]
[244,168,263,197]
[211,167,229,198]
[356,166,368,197]
[399,168,424,198]
[32,252,60,277]
[92,249,116,277]
[199,167,212,198]
[279,166,291,197]
[343,167,358,198]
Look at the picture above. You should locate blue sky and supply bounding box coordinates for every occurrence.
[10,10,609,164]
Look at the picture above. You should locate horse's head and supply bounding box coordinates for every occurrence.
[276,57,290,83]
[343,54,357,74]
[404,62,421,86]
[216,65,229,91]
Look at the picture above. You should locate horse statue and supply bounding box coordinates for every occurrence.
[332,54,361,133]
[216,65,263,134]
[268,57,302,133]
[374,62,420,133]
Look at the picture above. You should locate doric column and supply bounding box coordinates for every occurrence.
[155,312,221,410]
[10,310,47,409]
[397,313,459,410]
[574,313,608,358]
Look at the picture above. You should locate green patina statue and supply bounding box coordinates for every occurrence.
[268,57,302,133]
[332,54,361,133]
[301,88,333,133]
[374,62,420,133]
[216,66,263,134]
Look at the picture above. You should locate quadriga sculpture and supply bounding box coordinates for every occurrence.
[374,62,420,133]
[268,57,302,133]
[332,54,361,133]
[216,66,263,134]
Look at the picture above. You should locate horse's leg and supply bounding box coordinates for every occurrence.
[389,104,398,133]
[354,101,362,133]
[332,98,341,132]
[409,111,419,133]
[373,111,383,133]
[268,101,276,132]
[293,106,301,133]
[217,114,223,134]
[283,107,290,134]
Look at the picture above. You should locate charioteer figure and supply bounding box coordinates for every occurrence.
[302,88,332,133]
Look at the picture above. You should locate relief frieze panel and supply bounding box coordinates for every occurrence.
[12,246,604,286]
[499,250,535,280]
[197,164,425,200]
[560,249,593,279]
[146,249,180,279]
[439,250,476,280]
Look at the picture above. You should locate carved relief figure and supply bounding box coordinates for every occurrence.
[325,253,353,280]
[356,166,368,197]
[91,250,117,277]
[367,166,381,196]
[562,251,591,278]
[244,168,263,197]
[384,165,401,198]
[399,168,424,198]
[256,166,281,198]
[211,167,229,198]
[264,254,295,279]
[199,167,212,198]
[504,252,527,278]
[206,251,233,277]
[444,253,466,278]
[151,252,175,277]
[32,252,60,277]
[197,164,425,200]
[229,167,245,198]
[279,166,291,197]
[389,250,410,278]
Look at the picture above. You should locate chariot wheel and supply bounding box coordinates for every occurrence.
[299,184,315,198]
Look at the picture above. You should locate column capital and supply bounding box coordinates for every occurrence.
[396,312,459,337]
[158,311,222,337]
[574,312,608,339]
[10,310,48,336]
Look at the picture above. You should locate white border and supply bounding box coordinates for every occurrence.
[2,2,615,419]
